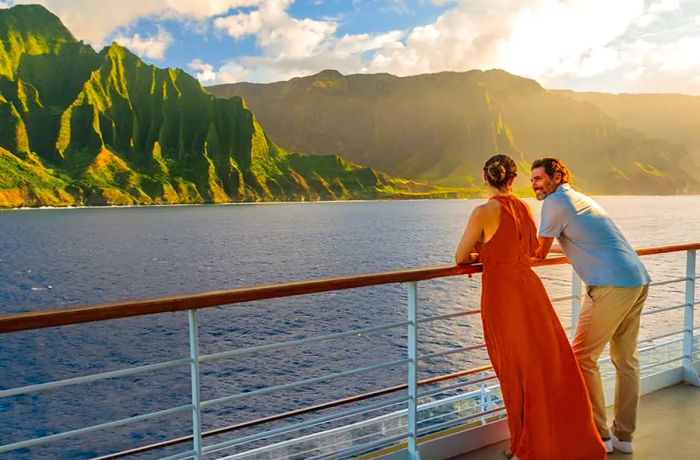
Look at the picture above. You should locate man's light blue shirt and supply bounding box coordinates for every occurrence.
[539,184,650,287]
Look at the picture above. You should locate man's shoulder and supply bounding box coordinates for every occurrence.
[549,184,588,207]
[543,192,569,211]
[565,186,593,200]
[565,187,607,214]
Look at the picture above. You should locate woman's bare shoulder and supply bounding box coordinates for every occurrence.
[472,200,500,220]
[481,199,502,213]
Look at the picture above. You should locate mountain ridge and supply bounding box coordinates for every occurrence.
[208,69,699,194]
[0,5,470,208]
[553,89,700,179]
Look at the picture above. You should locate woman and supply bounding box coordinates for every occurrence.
[455,154,605,460]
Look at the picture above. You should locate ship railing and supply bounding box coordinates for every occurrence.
[0,243,698,459]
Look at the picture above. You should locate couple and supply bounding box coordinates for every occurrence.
[455,155,650,460]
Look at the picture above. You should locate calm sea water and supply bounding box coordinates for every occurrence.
[1,196,699,459]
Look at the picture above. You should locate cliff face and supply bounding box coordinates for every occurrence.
[553,90,700,182]
[209,69,699,195]
[0,5,464,207]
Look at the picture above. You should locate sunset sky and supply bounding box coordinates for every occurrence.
[3,0,700,94]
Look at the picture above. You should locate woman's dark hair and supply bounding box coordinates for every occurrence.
[530,157,571,183]
[483,154,517,190]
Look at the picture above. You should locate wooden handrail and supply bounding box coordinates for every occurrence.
[1,242,698,334]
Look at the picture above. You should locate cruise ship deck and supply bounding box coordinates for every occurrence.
[1,242,699,459]
[454,383,700,460]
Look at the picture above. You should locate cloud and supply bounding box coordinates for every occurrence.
[636,0,680,28]
[613,35,700,93]
[9,0,262,46]
[334,31,404,56]
[364,0,649,82]
[385,0,409,14]
[187,59,254,85]
[259,17,337,58]
[215,0,337,58]
[213,28,405,83]
[212,0,405,82]
[0,2,10,8]
[188,59,217,83]
[577,47,620,78]
[654,36,700,72]
[534,1,700,93]
[214,11,263,38]
[279,0,698,94]
[113,27,173,60]
[217,62,252,83]
[208,0,655,85]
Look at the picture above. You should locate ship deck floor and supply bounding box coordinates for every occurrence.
[451,383,700,460]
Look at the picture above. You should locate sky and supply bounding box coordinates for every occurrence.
[2,0,700,94]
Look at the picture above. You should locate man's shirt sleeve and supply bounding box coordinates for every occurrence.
[539,198,566,238]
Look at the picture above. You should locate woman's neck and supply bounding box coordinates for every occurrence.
[488,186,512,197]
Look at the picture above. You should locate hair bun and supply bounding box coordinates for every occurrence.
[483,154,517,190]
[487,162,506,182]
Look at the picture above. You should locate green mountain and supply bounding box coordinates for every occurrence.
[0,4,76,80]
[0,5,466,208]
[553,90,700,180]
[208,69,699,195]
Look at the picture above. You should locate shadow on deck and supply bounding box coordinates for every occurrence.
[450,383,700,460]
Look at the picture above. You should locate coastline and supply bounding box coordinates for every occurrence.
[5,192,700,211]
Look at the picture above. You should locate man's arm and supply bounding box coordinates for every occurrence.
[536,198,566,258]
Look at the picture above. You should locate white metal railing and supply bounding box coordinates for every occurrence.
[0,247,698,459]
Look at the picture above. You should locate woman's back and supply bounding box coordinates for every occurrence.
[477,195,539,267]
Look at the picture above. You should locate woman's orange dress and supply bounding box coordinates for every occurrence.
[476,195,605,460]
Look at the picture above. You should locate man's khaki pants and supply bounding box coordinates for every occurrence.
[572,284,649,442]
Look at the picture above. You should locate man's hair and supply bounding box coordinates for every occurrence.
[531,157,571,183]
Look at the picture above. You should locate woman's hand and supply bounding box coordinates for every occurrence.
[456,252,480,265]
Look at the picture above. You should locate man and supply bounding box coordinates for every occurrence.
[531,157,650,454]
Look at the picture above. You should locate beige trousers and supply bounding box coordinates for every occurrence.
[572,284,649,442]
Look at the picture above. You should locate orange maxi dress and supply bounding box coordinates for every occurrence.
[476,195,606,460]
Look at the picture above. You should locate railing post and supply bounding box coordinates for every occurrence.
[571,269,582,340]
[188,309,204,458]
[479,379,491,424]
[683,250,700,386]
[406,281,421,460]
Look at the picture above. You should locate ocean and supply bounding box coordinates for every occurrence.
[1,196,698,459]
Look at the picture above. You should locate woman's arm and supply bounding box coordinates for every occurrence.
[536,236,555,259]
[455,206,484,265]
[522,200,541,257]
[549,244,565,254]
